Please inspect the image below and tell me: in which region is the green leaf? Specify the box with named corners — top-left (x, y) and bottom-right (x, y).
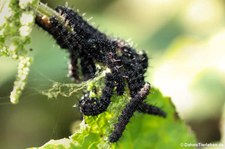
top-left (30, 88), bottom-right (196, 149)
top-left (115, 89), bottom-right (196, 149)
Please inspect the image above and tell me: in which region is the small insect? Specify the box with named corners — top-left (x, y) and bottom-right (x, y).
top-left (35, 6), bottom-right (166, 142)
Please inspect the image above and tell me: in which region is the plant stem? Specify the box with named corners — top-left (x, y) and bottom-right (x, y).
top-left (29, 2), bottom-right (72, 30)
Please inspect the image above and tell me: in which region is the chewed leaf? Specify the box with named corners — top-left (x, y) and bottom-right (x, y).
top-left (30, 89), bottom-right (196, 149)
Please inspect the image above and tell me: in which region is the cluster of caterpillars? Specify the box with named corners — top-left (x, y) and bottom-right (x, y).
top-left (35, 6), bottom-right (166, 143)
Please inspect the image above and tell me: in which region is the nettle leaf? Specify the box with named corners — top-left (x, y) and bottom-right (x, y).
top-left (115, 89), bottom-right (196, 149)
top-left (31, 88), bottom-right (196, 149)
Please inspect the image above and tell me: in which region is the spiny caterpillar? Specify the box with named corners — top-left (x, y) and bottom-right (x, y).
top-left (35, 5), bottom-right (166, 143)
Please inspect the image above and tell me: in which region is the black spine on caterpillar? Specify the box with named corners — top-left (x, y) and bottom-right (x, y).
top-left (54, 6), bottom-right (112, 62)
top-left (35, 16), bottom-right (72, 50)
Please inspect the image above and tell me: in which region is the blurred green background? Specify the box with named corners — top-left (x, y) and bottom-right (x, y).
top-left (1, 0), bottom-right (225, 148)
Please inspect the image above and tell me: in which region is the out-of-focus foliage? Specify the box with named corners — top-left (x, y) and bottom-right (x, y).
top-left (152, 33), bottom-right (225, 119)
top-left (31, 89), bottom-right (196, 149)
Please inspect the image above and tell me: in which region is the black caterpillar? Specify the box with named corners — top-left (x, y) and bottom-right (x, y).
top-left (35, 6), bottom-right (166, 143)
